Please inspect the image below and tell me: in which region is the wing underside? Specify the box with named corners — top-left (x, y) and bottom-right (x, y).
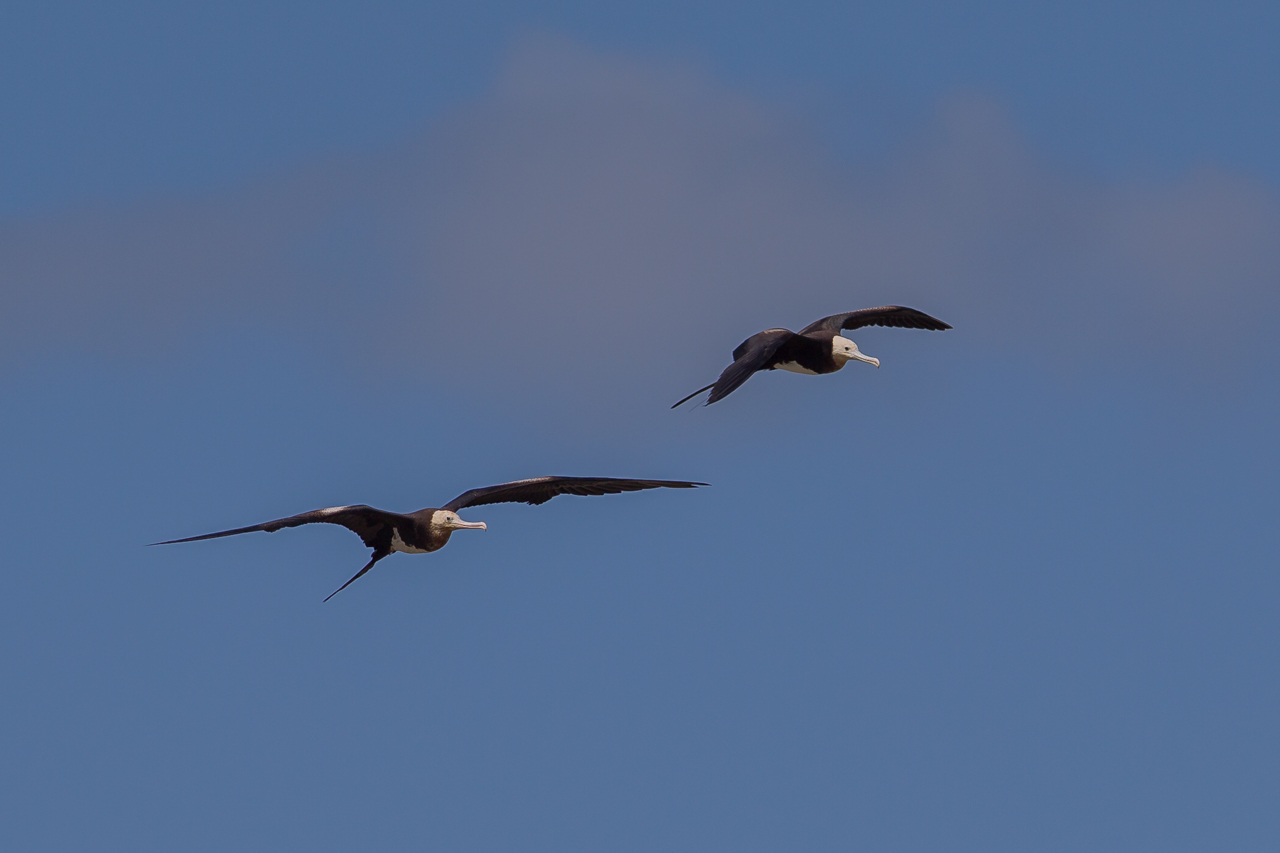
top-left (444, 477), bottom-right (705, 511)
top-left (152, 505), bottom-right (401, 601)
top-left (151, 505), bottom-right (398, 550)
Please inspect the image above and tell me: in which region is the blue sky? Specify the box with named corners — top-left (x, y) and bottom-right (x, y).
top-left (2, 3), bottom-right (1278, 850)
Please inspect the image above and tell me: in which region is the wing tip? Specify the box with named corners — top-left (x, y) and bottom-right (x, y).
top-left (907, 308), bottom-right (951, 331)
top-left (148, 536), bottom-right (197, 546)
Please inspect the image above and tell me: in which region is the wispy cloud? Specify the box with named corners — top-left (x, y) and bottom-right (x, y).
top-left (3, 35), bottom-right (1276, 391)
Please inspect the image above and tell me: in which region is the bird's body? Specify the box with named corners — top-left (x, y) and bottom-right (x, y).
top-left (742, 329), bottom-right (849, 376)
top-left (380, 509), bottom-right (463, 554)
top-left (389, 515), bottom-right (447, 555)
top-left (673, 306), bottom-right (951, 407)
top-left (153, 477), bottom-right (705, 600)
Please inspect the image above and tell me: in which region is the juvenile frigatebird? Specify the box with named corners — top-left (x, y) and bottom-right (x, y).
top-left (153, 476), bottom-right (705, 600)
top-left (672, 306), bottom-right (951, 407)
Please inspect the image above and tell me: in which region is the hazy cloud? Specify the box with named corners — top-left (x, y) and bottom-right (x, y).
top-left (2, 35), bottom-right (1276, 389)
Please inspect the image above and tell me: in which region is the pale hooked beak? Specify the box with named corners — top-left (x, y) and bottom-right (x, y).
top-left (451, 519), bottom-right (487, 531)
top-left (852, 351), bottom-right (880, 368)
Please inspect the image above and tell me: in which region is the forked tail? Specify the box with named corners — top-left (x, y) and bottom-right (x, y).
top-left (671, 383), bottom-right (715, 409)
top-left (324, 551), bottom-right (387, 602)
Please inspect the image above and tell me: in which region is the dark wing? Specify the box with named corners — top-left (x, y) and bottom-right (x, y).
top-left (706, 329), bottom-right (796, 405)
top-left (150, 505), bottom-right (399, 551)
top-left (444, 477), bottom-right (706, 511)
top-left (799, 306), bottom-right (952, 335)
top-left (674, 330), bottom-right (792, 408)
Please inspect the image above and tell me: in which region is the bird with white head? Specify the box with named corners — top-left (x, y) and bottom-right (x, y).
top-left (673, 305), bottom-right (948, 407)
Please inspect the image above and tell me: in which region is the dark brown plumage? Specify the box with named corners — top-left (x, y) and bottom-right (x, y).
top-left (152, 476), bottom-right (706, 601)
top-left (673, 306), bottom-right (951, 407)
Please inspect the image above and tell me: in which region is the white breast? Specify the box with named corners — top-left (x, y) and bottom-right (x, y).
top-left (774, 361), bottom-right (819, 375)
top-left (390, 528), bottom-right (429, 554)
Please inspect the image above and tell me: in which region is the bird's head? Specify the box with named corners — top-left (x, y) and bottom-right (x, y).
top-left (831, 335), bottom-right (880, 368)
top-left (431, 510), bottom-right (487, 532)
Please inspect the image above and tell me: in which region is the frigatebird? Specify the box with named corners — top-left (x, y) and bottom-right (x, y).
top-left (153, 476), bottom-right (705, 601)
top-left (672, 306), bottom-right (951, 407)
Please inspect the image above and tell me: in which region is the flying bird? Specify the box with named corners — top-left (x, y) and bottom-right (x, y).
top-left (152, 476), bottom-right (706, 601)
top-left (672, 306), bottom-right (951, 408)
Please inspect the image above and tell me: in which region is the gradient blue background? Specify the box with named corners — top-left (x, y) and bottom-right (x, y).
top-left (2, 3), bottom-right (1278, 850)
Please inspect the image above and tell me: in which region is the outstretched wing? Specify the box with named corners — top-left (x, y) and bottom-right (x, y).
top-left (444, 477), bottom-right (706, 511)
top-left (151, 505), bottom-right (399, 551)
top-left (704, 328), bottom-right (796, 405)
top-left (799, 306), bottom-right (951, 335)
